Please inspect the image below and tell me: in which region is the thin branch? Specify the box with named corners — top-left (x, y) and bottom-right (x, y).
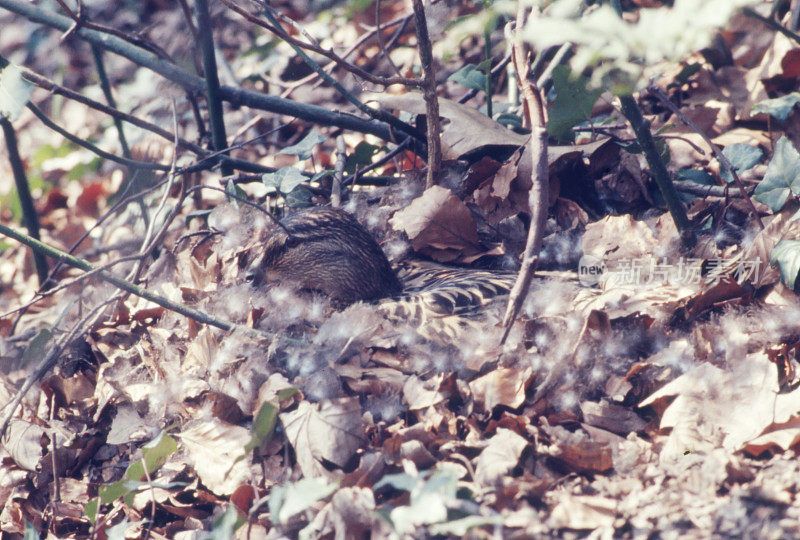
top-left (411, 0), bottom-right (442, 188)
top-left (647, 85), bottom-right (764, 230)
top-left (51, 0), bottom-right (175, 61)
top-left (0, 253), bottom-right (146, 320)
top-left (500, 7), bottom-right (549, 345)
top-left (281, 13), bottom-right (413, 97)
top-left (343, 137), bottom-right (412, 185)
top-left (90, 45), bottom-right (131, 158)
top-left (1, 118), bottom-right (50, 288)
top-left (16, 64), bottom-right (204, 154)
top-left (196, 0), bottom-right (232, 175)
top-left (674, 180), bottom-right (752, 198)
top-left (223, 0), bottom-right (419, 88)
top-left (376, 0), bottom-right (405, 78)
top-left (743, 6), bottom-right (800, 47)
top-left (256, 4), bottom-right (424, 143)
top-left (0, 0), bottom-right (420, 145)
top-left (0, 222), bottom-right (247, 333)
top-left (0, 299), bottom-right (116, 439)
top-left (618, 95), bottom-right (693, 240)
top-left (332, 135), bottom-right (346, 207)
top-left (25, 102), bottom-right (171, 171)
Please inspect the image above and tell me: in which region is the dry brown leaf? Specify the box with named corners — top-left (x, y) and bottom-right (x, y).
top-left (179, 419), bottom-right (253, 496)
top-left (3, 420), bottom-right (46, 471)
top-left (281, 398), bottom-right (364, 478)
top-left (366, 93), bottom-right (528, 159)
top-left (580, 400), bottom-right (647, 436)
top-left (255, 373), bottom-right (301, 416)
top-left (742, 33), bottom-right (796, 119)
top-left (548, 494), bottom-right (617, 530)
top-left (301, 487), bottom-right (377, 539)
top-left (403, 374), bottom-right (447, 411)
top-left (545, 425), bottom-right (614, 474)
top-left (742, 208), bottom-right (800, 289)
top-left (390, 186), bottom-right (481, 262)
top-left (106, 405), bottom-right (156, 445)
top-left (581, 214), bottom-right (658, 263)
top-left (641, 352), bottom-right (800, 461)
top-left (742, 416), bottom-right (800, 456)
top-left (183, 327), bottom-right (219, 375)
top-left (474, 428), bottom-right (528, 487)
top-left (469, 367), bottom-right (531, 412)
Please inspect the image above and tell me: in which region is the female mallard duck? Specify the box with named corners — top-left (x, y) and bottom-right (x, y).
top-left (246, 206), bottom-right (517, 338)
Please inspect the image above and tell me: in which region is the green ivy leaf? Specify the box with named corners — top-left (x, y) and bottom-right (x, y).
top-left (676, 168), bottom-right (714, 185)
top-left (770, 239), bottom-right (800, 292)
top-left (753, 93), bottom-right (800, 122)
top-left (547, 65), bottom-right (602, 142)
top-left (21, 328), bottom-right (53, 367)
top-left (225, 179), bottom-right (247, 208)
top-left (719, 143), bottom-right (762, 184)
top-left (753, 136), bottom-right (800, 212)
top-left (279, 129), bottom-right (327, 160)
top-left (345, 141), bottom-right (381, 173)
top-left (449, 64), bottom-right (487, 92)
top-left (285, 186), bottom-right (314, 207)
top-left (262, 167), bottom-right (306, 195)
top-left (269, 478), bottom-right (337, 525)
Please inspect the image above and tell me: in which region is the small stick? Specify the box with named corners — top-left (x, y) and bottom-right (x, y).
top-left (500, 6), bottom-right (550, 346)
top-left (332, 136), bottom-right (346, 207)
top-left (411, 0), bottom-right (442, 188)
top-left (647, 85), bottom-right (764, 230)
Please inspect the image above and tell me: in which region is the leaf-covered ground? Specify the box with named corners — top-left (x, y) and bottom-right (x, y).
top-left (3, 0), bottom-right (800, 538)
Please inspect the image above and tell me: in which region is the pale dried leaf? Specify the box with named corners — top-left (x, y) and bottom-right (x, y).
top-left (106, 405), bottom-right (157, 445)
top-left (179, 419), bottom-right (252, 495)
top-left (281, 398), bottom-right (363, 478)
top-left (474, 428), bottom-right (528, 486)
top-left (469, 367), bottom-right (531, 412)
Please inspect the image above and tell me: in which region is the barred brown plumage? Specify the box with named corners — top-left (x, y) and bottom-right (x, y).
top-left (247, 206), bottom-right (517, 338)
top-left (246, 206), bottom-right (402, 306)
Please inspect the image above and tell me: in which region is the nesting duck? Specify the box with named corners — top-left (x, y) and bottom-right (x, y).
top-left (246, 206), bottom-right (517, 339)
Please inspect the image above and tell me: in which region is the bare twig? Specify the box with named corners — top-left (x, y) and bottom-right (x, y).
top-left (118, 104), bottom-right (185, 309)
top-left (411, 0), bottom-right (442, 188)
top-left (0, 0), bottom-right (418, 145)
top-left (674, 180), bottom-right (752, 198)
top-left (25, 102), bottom-right (171, 171)
top-left (647, 85), bottom-right (764, 230)
top-left (280, 13), bottom-right (414, 98)
top-left (255, 4), bottom-right (423, 143)
top-left (0, 254), bottom-right (148, 321)
top-left (196, 0), bottom-right (231, 175)
top-left (222, 0), bottom-right (419, 88)
top-left (51, 0), bottom-right (174, 60)
top-left (15, 65), bottom-right (204, 155)
top-left (90, 45), bottom-right (131, 158)
top-left (1, 299), bottom-right (115, 438)
top-left (343, 137), bottom-right (412, 185)
top-left (332, 136), bottom-right (346, 207)
top-left (744, 6), bottom-right (800, 47)
top-left (376, 0), bottom-right (404, 77)
top-left (0, 223), bottom-right (247, 333)
top-left (1, 117), bottom-right (50, 288)
top-left (500, 6), bottom-right (550, 345)
top-left (618, 94), bottom-right (693, 240)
